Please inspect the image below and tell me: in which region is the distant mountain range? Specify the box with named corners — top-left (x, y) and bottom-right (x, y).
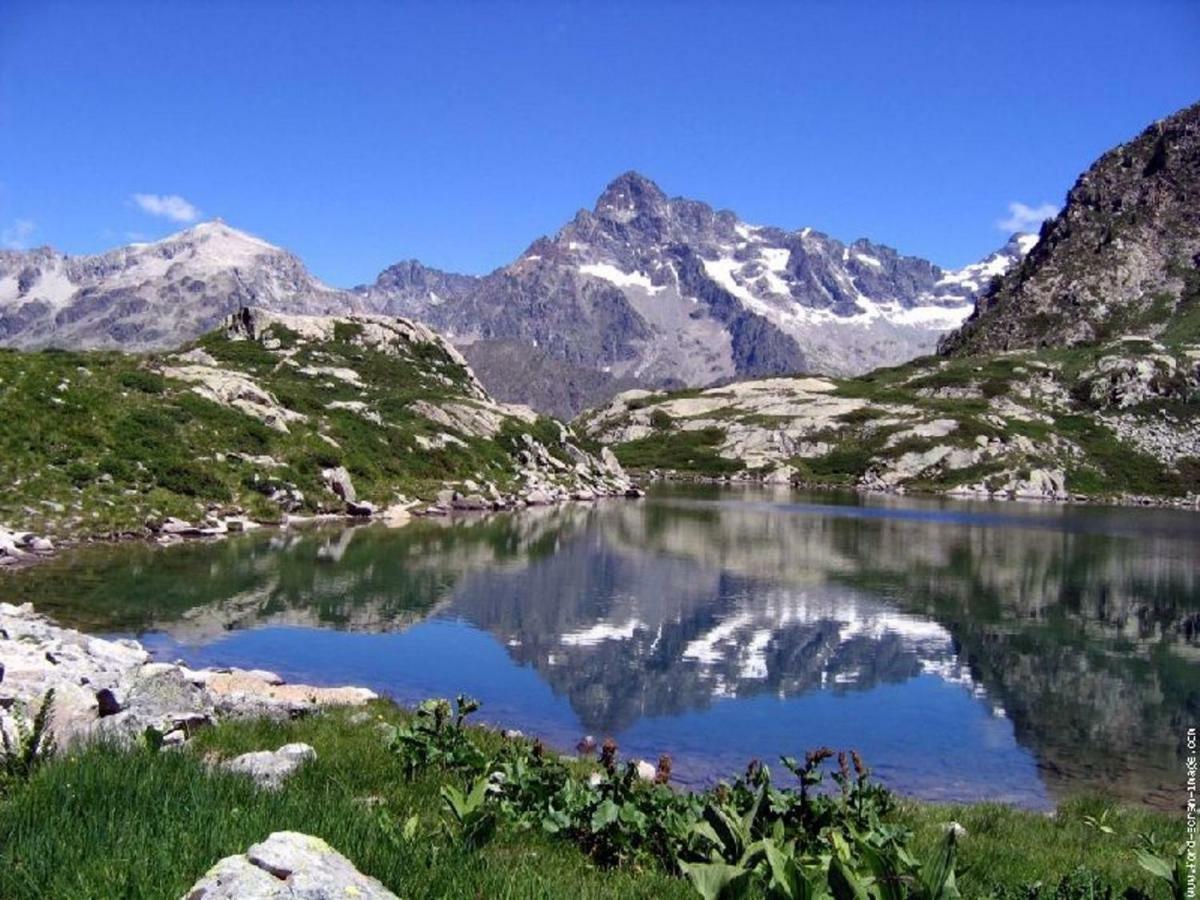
top-left (0, 176), bottom-right (1032, 416)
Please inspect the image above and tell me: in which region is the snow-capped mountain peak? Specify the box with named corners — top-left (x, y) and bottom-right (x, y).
top-left (358, 173), bottom-right (1037, 414)
top-left (0, 221), bottom-right (355, 350)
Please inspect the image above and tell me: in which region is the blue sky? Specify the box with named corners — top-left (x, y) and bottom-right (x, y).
top-left (1, 1), bottom-right (1198, 285)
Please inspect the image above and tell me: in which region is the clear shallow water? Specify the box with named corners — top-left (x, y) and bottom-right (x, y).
top-left (8, 484), bottom-right (1199, 810)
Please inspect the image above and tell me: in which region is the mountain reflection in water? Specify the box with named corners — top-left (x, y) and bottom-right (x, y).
top-left (12, 484), bottom-right (1199, 810)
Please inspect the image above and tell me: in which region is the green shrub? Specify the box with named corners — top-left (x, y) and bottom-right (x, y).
top-left (614, 428), bottom-right (741, 476)
top-left (118, 369), bottom-right (167, 394)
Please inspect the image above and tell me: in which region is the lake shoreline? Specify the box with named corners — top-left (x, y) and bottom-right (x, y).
top-left (0, 599), bottom-right (1183, 819)
top-left (6, 483), bottom-right (1194, 820)
top-left (6, 465), bottom-right (1198, 574)
top-left (637, 468), bottom-right (1200, 510)
top-left (0, 484), bottom-right (648, 572)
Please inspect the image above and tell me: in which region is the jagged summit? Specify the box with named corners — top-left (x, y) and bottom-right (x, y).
top-left (593, 170), bottom-right (669, 220)
top-left (363, 171), bottom-right (1034, 414)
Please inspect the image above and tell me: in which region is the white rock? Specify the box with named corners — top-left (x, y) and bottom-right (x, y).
top-left (182, 831), bottom-right (398, 899)
top-left (222, 743), bottom-right (317, 790)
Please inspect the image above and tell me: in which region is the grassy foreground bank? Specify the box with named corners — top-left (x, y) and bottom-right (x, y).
top-left (0, 701), bottom-right (1186, 900)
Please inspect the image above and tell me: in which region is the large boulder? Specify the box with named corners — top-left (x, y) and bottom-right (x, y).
top-left (183, 831), bottom-right (398, 899)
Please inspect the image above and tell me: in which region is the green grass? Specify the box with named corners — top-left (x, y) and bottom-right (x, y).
top-left (0, 706), bottom-right (690, 900)
top-left (613, 427), bottom-right (744, 476)
top-left (0, 705), bottom-right (1182, 900)
top-left (0, 325), bottom-right (588, 537)
top-left (900, 796), bottom-right (1181, 895)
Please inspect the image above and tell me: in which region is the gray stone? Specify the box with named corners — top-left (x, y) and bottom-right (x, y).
top-left (47, 682), bottom-right (100, 746)
top-left (320, 466), bottom-right (356, 503)
top-left (222, 743), bottom-right (317, 790)
top-left (183, 831), bottom-right (399, 899)
top-left (159, 517), bottom-right (201, 535)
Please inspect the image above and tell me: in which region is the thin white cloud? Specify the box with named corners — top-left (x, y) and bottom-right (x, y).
top-left (997, 201), bottom-right (1057, 234)
top-left (1, 218), bottom-right (36, 249)
top-left (131, 193), bottom-right (200, 223)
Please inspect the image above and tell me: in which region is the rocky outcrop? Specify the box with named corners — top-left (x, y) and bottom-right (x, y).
top-left (582, 340), bottom-right (1200, 503)
top-left (943, 100), bottom-right (1200, 355)
top-left (0, 302), bottom-right (640, 539)
top-left (183, 831), bottom-right (397, 900)
top-left (0, 602), bottom-right (376, 749)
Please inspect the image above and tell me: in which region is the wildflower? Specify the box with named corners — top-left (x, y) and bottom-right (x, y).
top-left (851, 750), bottom-right (867, 782)
top-left (599, 738), bottom-right (618, 774)
top-left (655, 754), bottom-right (672, 785)
top-left (805, 747), bottom-right (834, 769)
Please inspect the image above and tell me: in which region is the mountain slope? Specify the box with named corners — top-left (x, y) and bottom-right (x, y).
top-left (582, 337), bottom-right (1200, 502)
top-left (942, 100), bottom-right (1200, 355)
top-left (0, 307), bottom-right (630, 539)
top-left (361, 172), bottom-right (1033, 413)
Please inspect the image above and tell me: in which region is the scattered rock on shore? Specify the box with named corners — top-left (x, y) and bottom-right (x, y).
top-left (0, 602), bottom-right (377, 750)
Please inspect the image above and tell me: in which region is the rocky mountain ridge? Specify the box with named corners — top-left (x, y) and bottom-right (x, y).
top-left (942, 100), bottom-right (1200, 355)
top-left (360, 173), bottom-right (1033, 415)
top-left (0, 222), bottom-right (365, 351)
top-left (0, 183), bottom-right (1030, 417)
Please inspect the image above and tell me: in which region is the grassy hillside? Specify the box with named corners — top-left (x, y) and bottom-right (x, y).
top-left (0, 309), bottom-right (619, 538)
top-left (582, 334), bottom-right (1200, 501)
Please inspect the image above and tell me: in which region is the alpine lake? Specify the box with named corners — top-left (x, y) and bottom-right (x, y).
top-left (7, 484), bottom-right (1198, 811)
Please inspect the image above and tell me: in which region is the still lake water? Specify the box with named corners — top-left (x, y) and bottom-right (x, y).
top-left (8, 485), bottom-right (1199, 810)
